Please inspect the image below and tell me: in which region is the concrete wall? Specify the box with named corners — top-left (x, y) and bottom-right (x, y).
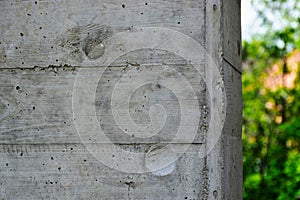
top-left (0, 0), bottom-right (242, 199)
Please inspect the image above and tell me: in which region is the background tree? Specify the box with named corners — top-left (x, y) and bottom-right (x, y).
top-left (242, 0), bottom-right (300, 199)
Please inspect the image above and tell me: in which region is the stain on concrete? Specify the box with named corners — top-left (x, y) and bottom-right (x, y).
top-left (58, 24), bottom-right (112, 62)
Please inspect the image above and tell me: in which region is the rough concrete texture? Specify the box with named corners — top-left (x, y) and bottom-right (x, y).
top-left (0, 0), bottom-right (242, 199)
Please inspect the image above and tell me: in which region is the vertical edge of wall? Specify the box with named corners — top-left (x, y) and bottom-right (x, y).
top-left (206, 0), bottom-right (242, 199)
top-left (222, 0), bottom-right (242, 73)
top-left (222, 0), bottom-right (243, 199)
top-left (205, 0), bottom-right (223, 199)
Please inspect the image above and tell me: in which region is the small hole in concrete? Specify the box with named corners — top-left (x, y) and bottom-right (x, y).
top-left (213, 190), bottom-right (218, 198)
top-left (122, 4), bottom-right (125, 8)
top-left (16, 86), bottom-right (20, 90)
top-left (20, 33), bottom-right (24, 37)
top-left (213, 4), bottom-right (217, 10)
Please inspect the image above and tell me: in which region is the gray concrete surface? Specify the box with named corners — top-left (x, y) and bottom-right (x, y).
top-left (0, 0), bottom-right (242, 199)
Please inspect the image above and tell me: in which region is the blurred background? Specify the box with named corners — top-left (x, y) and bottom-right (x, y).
top-left (241, 0), bottom-right (300, 199)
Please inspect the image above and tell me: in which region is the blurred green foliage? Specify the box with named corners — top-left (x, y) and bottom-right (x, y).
top-left (243, 0), bottom-right (300, 199)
